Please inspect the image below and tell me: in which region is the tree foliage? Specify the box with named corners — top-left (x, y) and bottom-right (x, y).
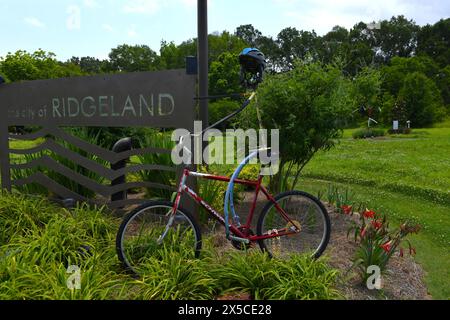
top-left (0, 50), bottom-right (83, 81)
top-left (397, 72), bottom-right (445, 127)
top-left (107, 44), bottom-right (160, 72)
top-left (254, 61), bottom-right (355, 192)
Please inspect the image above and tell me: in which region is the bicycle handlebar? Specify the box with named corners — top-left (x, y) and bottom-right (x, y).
top-left (201, 92), bottom-right (256, 135)
top-left (194, 93), bottom-right (244, 100)
top-left (178, 91), bottom-right (256, 156)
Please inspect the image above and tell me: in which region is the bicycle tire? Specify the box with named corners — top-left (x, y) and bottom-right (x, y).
top-left (116, 201), bottom-right (202, 276)
top-left (256, 190), bottom-right (331, 259)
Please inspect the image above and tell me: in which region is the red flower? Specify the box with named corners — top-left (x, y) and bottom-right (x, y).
top-left (399, 248), bottom-right (404, 257)
top-left (360, 227), bottom-right (367, 238)
top-left (371, 219), bottom-right (383, 230)
top-left (363, 209), bottom-right (376, 219)
top-left (380, 241), bottom-right (392, 253)
top-left (341, 205), bottom-right (353, 215)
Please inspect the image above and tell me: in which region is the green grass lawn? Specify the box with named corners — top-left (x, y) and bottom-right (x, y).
top-left (300, 127), bottom-right (450, 299)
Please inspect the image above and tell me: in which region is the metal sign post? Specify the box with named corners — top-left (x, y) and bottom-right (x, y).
top-left (197, 0), bottom-right (209, 127)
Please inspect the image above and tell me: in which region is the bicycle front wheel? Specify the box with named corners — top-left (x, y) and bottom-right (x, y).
top-left (116, 201), bottom-right (202, 276)
top-left (257, 191), bottom-right (330, 259)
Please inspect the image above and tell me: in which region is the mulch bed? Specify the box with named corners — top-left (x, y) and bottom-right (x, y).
top-left (214, 191), bottom-right (431, 300)
top-left (324, 202), bottom-right (431, 300)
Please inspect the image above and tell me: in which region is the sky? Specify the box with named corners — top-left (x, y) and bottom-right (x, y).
top-left (0, 0), bottom-right (449, 61)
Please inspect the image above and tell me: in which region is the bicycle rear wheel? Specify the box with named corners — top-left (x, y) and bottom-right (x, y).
top-left (116, 201), bottom-right (202, 276)
top-left (257, 191), bottom-right (330, 259)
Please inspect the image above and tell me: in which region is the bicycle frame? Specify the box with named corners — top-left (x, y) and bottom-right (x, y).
top-left (171, 168), bottom-right (301, 243)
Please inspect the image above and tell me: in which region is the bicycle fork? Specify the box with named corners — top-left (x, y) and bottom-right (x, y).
top-left (157, 169), bottom-right (188, 245)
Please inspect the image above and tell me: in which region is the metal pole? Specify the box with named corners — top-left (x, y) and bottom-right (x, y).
top-left (197, 0), bottom-right (208, 127)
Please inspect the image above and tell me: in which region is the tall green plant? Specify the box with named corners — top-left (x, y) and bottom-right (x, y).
top-left (251, 61), bottom-right (355, 193)
top-left (135, 130), bottom-right (177, 200)
top-left (10, 127), bottom-right (108, 198)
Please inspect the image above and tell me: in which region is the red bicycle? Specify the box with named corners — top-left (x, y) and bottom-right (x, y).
top-left (116, 92), bottom-right (331, 276)
top-left (116, 48), bottom-right (330, 276)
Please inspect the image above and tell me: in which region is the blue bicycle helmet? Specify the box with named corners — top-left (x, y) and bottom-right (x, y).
top-left (239, 48), bottom-right (266, 88)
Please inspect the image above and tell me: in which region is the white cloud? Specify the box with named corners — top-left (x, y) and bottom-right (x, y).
top-left (276, 0), bottom-right (448, 34)
top-left (66, 5), bottom-right (81, 30)
top-left (102, 24), bottom-right (114, 32)
top-left (128, 24), bottom-right (138, 37)
top-left (123, 0), bottom-right (205, 14)
top-left (123, 0), bottom-right (160, 14)
top-left (24, 17), bottom-right (45, 28)
top-left (180, 0), bottom-right (197, 8)
top-left (84, 0), bottom-right (100, 8)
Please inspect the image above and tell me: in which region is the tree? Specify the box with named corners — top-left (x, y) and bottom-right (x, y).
top-left (235, 24), bottom-right (262, 47)
top-left (397, 72), bottom-right (445, 127)
top-left (346, 22), bottom-right (378, 74)
top-left (417, 18), bottom-right (450, 68)
top-left (275, 27), bottom-right (320, 71)
top-left (107, 44), bottom-right (160, 72)
top-left (318, 26), bottom-right (350, 65)
top-left (381, 56), bottom-right (439, 96)
top-left (208, 52), bottom-right (242, 96)
top-left (160, 41), bottom-right (186, 70)
top-left (353, 67), bottom-right (382, 110)
top-left (0, 73), bottom-right (9, 83)
top-left (254, 61), bottom-right (355, 193)
top-left (380, 56), bottom-right (447, 125)
top-left (436, 65), bottom-right (450, 111)
top-left (374, 16), bottom-right (419, 62)
top-left (254, 35), bottom-right (279, 72)
top-left (208, 31), bottom-right (247, 62)
top-left (69, 56), bottom-right (106, 74)
top-left (0, 50), bottom-right (83, 82)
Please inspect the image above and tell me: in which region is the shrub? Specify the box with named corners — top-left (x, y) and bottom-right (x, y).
top-left (352, 128), bottom-right (385, 139)
top-left (212, 251), bottom-right (340, 300)
top-left (135, 130), bottom-right (177, 200)
top-left (251, 61), bottom-right (355, 193)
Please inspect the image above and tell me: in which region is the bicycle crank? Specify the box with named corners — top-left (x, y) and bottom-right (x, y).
top-left (231, 227), bottom-right (254, 250)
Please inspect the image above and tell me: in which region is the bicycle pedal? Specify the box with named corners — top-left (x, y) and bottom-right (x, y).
top-left (228, 236), bottom-right (250, 244)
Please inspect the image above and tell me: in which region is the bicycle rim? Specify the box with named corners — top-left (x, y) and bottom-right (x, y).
top-left (257, 191), bottom-right (330, 259)
top-left (117, 203), bottom-right (201, 275)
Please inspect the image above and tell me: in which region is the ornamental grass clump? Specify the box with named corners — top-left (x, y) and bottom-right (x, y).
top-left (347, 208), bottom-right (421, 284)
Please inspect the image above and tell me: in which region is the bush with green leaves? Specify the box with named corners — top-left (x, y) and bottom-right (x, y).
top-left (250, 61), bottom-right (355, 193)
top-left (352, 128), bottom-right (386, 139)
top-left (212, 251), bottom-right (340, 300)
top-left (0, 192), bottom-right (341, 300)
top-left (134, 130), bottom-right (177, 200)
